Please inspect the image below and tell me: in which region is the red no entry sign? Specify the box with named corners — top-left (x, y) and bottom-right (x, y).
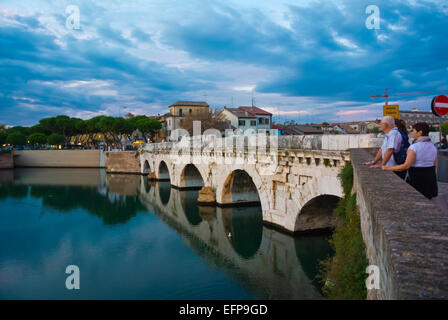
top-left (431, 94), bottom-right (448, 117)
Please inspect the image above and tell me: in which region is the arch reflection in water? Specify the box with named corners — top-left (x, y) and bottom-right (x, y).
top-left (0, 169), bottom-right (332, 299)
top-left (142, 183), bottom-right (328, 298)
top-left (181, 190), bottom-right (203, 226)
top-left (221, 206), bottom-right (263, 259)
top-left (294, 233), bottom-right (333, 289)
top-left (158, 181), bottom-right (171, 205)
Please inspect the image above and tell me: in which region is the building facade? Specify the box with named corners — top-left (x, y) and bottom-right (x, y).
top-left (165, 101), bottom-right (210, 137)
top-left (400, 109), bottom-right (448, 127)
top-left (218, 106), bottom-right (272, 133)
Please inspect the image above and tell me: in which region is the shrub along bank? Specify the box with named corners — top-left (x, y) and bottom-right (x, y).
top-left (318, 162), bottom-right (368, 300)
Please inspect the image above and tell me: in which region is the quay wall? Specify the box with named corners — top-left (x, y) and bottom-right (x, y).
top-left (0, 152), bottom-right (14, 169)
top-left (14, 150), bottom-right (103, 168)
top-left (105, 151), bottom-right (141, 174)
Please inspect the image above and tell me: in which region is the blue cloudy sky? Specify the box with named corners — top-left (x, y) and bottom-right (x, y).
top-left (1, 0), bottom-right (447, 126)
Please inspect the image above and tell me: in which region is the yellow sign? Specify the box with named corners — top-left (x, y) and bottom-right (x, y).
top-left (383, 104), bottom-right (399, 118)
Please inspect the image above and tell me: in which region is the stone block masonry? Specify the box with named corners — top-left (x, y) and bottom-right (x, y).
top-left (351, 148), bottom-right (448, 299)
top-left (105, 151), bottom-right (142, 174)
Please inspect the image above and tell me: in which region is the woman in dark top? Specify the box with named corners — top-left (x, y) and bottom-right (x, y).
top-left (382, 122), bottom-right (438, 199)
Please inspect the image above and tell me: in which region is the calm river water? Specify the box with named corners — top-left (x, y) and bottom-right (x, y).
top-left (0, 168), bottom-right (332, 299)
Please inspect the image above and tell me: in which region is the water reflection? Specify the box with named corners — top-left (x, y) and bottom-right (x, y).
top-left (221, 206), bottom-right (263, 259)
top-left (159, 181), bottom-right (171, 205)
top-left (0, 168), bottom-right (331, 299)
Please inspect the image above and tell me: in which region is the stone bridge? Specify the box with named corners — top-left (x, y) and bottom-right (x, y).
top-left (138, 134), bottom-right (382, 233)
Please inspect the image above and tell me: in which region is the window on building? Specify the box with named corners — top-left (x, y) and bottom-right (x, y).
top-left (189, 109), bottom-right (192, 114)
top-left (251, 120), bottom-right (256, 126)
top-left (266, 118), bottom-right (270, 124)
top-left (259, 118), bottom-right (263, 124)
top-left (239, 120), bottom-right (245, 126)
top-left (179, 108), bottom-right (183, 117)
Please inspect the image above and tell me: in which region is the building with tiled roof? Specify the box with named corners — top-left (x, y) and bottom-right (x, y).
top-left (218, 106), bottom-right (272, 132)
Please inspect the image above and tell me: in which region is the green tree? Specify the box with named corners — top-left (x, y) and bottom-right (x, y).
top-left (135, 118), bottom-right (161, 142)
top-left (39, 117), bottom-right (57, 135)
top-left (442, 121), bottom-right (448, 135)
top-left (368, 127), bottom-right (380, 134)
top-left (28, 133), bottom-right (47, 146)
top-left (47, 133), bottom-right (65, 147)
top-left (75, 120), bottom-right (88, 134)
top-left (0, 131), bottom-right (7, 145)
top-left (6, 132), bottom-right (27, 146)
top-left (6, 126), bottom-right (30, 137)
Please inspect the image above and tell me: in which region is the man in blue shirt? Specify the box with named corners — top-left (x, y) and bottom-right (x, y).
top-left (364, 116), bottom-right (402, 168)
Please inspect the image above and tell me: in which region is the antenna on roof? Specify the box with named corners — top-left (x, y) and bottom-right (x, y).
top-left (251, 90), bottom-right (254, 107)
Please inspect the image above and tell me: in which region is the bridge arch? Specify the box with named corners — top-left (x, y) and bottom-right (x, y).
top-left (142, 160), bottom-right (152, 175)
top-left (294, 194), bottom-right (341, 232)
top-left (219, 169), bottom-right (261, 205)
top-left (179, 164), bottom-right (205, 189)
top-left (158, 160), bottom-right (171, 181)
top-left (216, 168), bottom-right (270, 219)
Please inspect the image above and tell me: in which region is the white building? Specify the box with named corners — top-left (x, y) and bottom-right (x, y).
top-left (218, 106), bottom-right (272, 133)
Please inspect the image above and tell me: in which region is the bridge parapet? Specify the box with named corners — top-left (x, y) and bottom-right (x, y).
top-left (351, 148), bottom-right (448, 299)
top-left (141, 134), bottom-right (382, 154)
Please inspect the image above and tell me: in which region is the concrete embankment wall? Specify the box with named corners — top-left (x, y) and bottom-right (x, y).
top-left (105, 151), bottom-right (141, 174)
top-left (351, 148), bottom-right (448, 299)
top-left (14, 150), bottom-right (103, 168)
top-left (0, 152), bottom-right (14, 169)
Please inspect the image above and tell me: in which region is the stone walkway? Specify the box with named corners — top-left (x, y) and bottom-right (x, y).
top-left (439, 182), bottom-right (448, 195)
top-left (434, 181), bottom-right (448, 214)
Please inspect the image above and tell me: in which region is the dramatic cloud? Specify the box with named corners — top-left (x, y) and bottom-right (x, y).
top-left (0, 0), bottom-right (447, 126)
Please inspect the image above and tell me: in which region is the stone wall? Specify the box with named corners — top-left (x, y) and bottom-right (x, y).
top-left (0, 152), bottom-right (14, 169)
top-left (14, 150), bottom-right (102, 167)
top-left (105, 151), bottom-right (141, 174)
top-left (351, 148), bottom-right (448, 299)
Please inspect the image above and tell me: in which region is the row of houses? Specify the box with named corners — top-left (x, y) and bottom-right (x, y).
top-left (125, 102), bottom-right (447, 140)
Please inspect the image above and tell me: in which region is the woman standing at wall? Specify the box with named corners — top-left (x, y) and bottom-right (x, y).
top-left (382, 122), bottom-right (438, 199)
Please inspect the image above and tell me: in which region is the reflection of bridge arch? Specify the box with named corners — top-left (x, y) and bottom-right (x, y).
top-left (181, 190), bottom-right (203, 225)
top-left (221, 206), bottom-right (263, 259)
top-left (294, 194), bottom-right (341, 232)
top-left (159, 181), bottom-right (171, 205)
top-left (137, 182), bottom-right (323, 299)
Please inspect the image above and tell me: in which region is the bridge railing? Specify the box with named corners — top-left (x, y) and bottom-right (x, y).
top-left (141, 134), bottom-right (383, 154)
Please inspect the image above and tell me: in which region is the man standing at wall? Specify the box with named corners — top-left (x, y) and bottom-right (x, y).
top-left (363, 116), bottom-right (404, 178)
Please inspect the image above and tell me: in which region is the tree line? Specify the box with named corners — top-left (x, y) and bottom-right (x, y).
top-left (0, 115), bottom-right (161, 148)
